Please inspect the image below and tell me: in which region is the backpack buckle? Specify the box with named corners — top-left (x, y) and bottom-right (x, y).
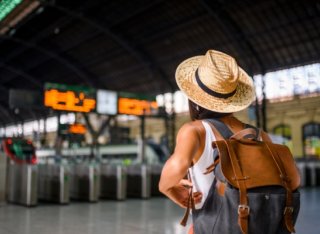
top-left (284, 206), bottom-right (294, 215)
top-left (238, 205), bottom-right (250, 215)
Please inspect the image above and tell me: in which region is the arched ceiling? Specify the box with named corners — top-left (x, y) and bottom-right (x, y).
top-left (0, 0), bottom-right (320, 124)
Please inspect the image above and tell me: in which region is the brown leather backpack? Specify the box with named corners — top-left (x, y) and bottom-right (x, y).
top-left (181, 119), bottom-right (301, 234)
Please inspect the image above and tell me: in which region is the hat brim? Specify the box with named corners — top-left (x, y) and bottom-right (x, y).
top-left (175, 56), bottom-right (256, 113)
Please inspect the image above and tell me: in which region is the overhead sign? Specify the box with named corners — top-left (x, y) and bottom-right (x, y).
top-left (69, 124), bottom-right (87, 134)
top-left (44, 84), bottom-right (159, 116)
top-left (96, 89), bottom-right (118, 115)
top-left (9, 89), bottom-right (43, 109)
top-left (58, 123), bottom-right (87, 135)
top-left (118, 92), bottom-right (158, 116)
top-left (44, 83), bottom-right (96, 113)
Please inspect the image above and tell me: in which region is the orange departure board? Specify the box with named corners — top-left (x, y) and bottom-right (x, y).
top-left (44, 83), bottom-right (96, 113)
top-left (118, 97), bottom-right (158, 115)
top-left (69, 123), bottom-right (87, 134)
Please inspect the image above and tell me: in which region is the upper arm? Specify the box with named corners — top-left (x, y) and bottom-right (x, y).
top-left (159, 123), bottom-right (201, 192)
top-left (174, 123), bottom-right (201, 165)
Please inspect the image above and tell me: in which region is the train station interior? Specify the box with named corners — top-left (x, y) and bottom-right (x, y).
top-left (0, 0), bottom-right (319, 233)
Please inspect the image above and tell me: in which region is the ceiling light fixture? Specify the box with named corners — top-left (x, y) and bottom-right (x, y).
top-left (0, 0), bottom-right (40, 35)
top-left (0, 0), bottom-right (23, 22)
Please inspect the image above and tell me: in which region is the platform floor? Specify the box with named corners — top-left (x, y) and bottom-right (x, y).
top-left (0, 188), bottom-right (318, 234)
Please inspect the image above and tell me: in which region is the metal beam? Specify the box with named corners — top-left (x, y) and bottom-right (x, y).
top-left (0, 1), bottom-right (95, 54)
top-left (0, 33), bottom-right (105, 88)
top-left (97, 116), bottom-right (113, 138)
top-left (0, 85), bottom-right (9, 102)
top-left (0, 61), bottom-right (42, 87)
top-left (0, 103), bottom-right (15, 122)
top-left (109, 0), bottom-right (165, 28)
top-left (42, 1), bottom-right (175, 91)
top-left (0, 0), bottom-right (163, 70)
top-left (138, 13), bottom-right (207, 45)
top-left (0, 35), bottom-right (98, 87)
top-left (200, 0), bottom-right (266, 74)
top-left (0, 15), bottom-right (74, 62)
top-left (82, 113), bottom-right (96, 137)
top-left (0, 4), bottom-right (106, 88)
top-left (253, 4), bottom-right (294, 66)
top-left (283, 0), bottom-right (319, 54)
top-left (0, 85), bottom-right (8, 94)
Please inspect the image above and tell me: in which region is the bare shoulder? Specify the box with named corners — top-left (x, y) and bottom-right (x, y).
top-left (174, 121), bottom-right (206, 162)
top-left (176, 120), bottom-right (205, 141)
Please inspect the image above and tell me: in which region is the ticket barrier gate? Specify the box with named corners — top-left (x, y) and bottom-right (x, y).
top-left (100, 164), bottom-right (127, 200)
top-left (296, 161), bottom-right (307, 187)
top-left (316, 162), bottom-right (320, 186)
top-left (38, 163), bottom-right (70, 204)
top-left (127, 164), bottom-right (151, 199)
top-left (305, 160), bottom-right (320, 187)
top-left (150, 164), bottom-right (163, 196)
top-left (297, 160), bottom-right (320, 187)
top-left (0, 153), bottom-right (6, 205)
top-left (7, 161), bottom-right (37, 206)
top-left (70, 163), bottom-right (100, 202)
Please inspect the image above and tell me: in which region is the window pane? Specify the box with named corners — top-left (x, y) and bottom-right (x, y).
top-left (303, 123), bottom-right (320, 159)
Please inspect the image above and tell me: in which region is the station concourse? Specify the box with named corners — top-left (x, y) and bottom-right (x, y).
top-left (0, 0), bottom-right (320, 234)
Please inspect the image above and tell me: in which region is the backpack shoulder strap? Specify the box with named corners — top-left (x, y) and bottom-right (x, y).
top-left (205, 119), bottom-right (262, 140)
top-left (203, 119), bottom-right (232, 177)
top-left (230, 124), bottom-right (259, 141)
top-left (180, 169), bottom-right (195, 227)
top-left (205, 118), bottom-right (234, 140)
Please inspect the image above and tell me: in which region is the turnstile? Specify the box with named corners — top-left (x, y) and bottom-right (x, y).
top-left (296, 160), bottom-right (320, 187)
top-left (7, 161), bottom-right (37, 206)
top-left (70, 163), bottom-right (100, 202)
top-left (306, 160), bottom-right (320, 187)
top-left (127, 164), bottom-right (151, 199)
top-left (100, 164), bottom-right (127, 200)
top-left (316, 162), bottom-right (320, 186)
top-left (38, 163), bottom-right (70, 204)
top-left (150, 164), bottom-right (163, 196)
top-left (0, 153), bottom-right (6, 205)
top-left (296, 161), bottom-right (307, 187)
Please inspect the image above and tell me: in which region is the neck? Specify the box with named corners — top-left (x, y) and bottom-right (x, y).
top-left (219, 114), bottom-right (234, 121)
top-left (219, 115), bottom-right (244, 132)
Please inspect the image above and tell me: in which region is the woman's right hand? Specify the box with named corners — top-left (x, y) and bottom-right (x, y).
top-left (170, 179), bottom-right (203, 208)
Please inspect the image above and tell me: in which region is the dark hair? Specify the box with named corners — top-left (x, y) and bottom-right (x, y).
top-left (188, 100), bottom-right (231, 121)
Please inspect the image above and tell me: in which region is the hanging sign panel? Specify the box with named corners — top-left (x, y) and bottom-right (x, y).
top-left (9, 89), bottom-right (43, 109)
top-left (69, 123), bottom-right (87, 134)
top-left (44, 83), bottom-right (96, 113)
top-left (118, 92), bottom-right (158, 116)
top-left (58, 123), bottom-right (87, 135)
top-left (96, 89), bottom-right (118, 115)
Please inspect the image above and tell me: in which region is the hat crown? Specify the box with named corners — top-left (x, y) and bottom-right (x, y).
top-left (175, 49), bottom-right (255, 113)
top-left (197, 50), bottom-right (239, 94)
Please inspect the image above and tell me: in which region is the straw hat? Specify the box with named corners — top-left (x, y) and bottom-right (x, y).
top-left (175, 50), bottom-right (255, 113)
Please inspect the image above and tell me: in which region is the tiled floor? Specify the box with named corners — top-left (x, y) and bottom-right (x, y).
top-left (0, 188), bottom-right (318, 234)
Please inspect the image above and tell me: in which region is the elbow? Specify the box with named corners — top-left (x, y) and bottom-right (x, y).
top-left (158, 180), bottom-right (170, 195)
top-left (158, 181), bottom-right (166, 195)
